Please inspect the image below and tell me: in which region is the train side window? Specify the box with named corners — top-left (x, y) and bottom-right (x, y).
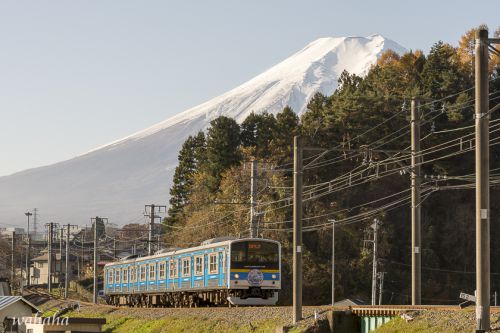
top-left (115, 269), bottom-right (121, 283)
top-left (108, 270), bottom-right (113, 283)
top-left (140, 265), bottom-right (146, 281)
top-left (159, 262), bottom-right (166, 279)
top-left (209, 253), bottom-right (218, 274)
top-left (194, 256), bottom-right (204, 276)
top-left (122, 268), bottom-right (128, 283)
top-left (149, 263), bottom-right (156, 280)
top-left (182, 258), bottom-right (190, 277)
top-left (169, 260), bottom-right (178, 278)
top-left (131, 267), bottom-right (136, 282)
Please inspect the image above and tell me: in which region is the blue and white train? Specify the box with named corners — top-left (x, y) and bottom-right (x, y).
top-left (103, 237), bottom-right (281, 307)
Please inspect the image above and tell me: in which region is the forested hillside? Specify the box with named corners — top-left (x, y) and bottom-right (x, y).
top-left (164, 27), bottom-right (500, 305)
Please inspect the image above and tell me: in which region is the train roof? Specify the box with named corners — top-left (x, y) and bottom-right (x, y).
top-left (104, 238), bottom-right (279, 267)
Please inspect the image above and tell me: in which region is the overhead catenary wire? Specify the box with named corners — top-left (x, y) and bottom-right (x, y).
top-left (261, 134), bottom-right (500, 233)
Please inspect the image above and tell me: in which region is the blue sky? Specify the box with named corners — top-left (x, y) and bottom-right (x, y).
top-left (0, 0), bottom-right (498, 176)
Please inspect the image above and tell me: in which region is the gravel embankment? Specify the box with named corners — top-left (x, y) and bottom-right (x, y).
top-left (75, 304), bottom-right (331, 328)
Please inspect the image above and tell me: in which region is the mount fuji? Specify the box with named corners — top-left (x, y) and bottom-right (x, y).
top-left (0, 35), bottom-right (406, 227)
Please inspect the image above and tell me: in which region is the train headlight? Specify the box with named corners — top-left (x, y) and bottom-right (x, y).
top-left (272, 274), bottom-right (277, 279)
top-left (234, 274), bottom-right (240, 279)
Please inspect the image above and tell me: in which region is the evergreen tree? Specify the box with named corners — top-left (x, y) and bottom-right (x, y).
top-left (91, 218), bottom-right (106, 239)
top-left (166, 131), bottom-right (206, 224)
top-left (266, 106), bottom-right (300, 165)
top-left (421, 41), bottom-right (469, 100)
top-left (241, 112), bottom-right (278, 159)
top-left (202, 116), bottom-right (241, 192)
top-left (276, 106), bottom-right (299, 138)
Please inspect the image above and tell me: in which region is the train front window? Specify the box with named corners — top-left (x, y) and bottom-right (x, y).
top-left (231, 241), bottom-right (279, 269)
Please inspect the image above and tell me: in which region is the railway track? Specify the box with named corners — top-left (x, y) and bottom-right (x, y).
top-left (342, 304), bottom-right (500, 316)
top-left (23, 287), bottom-right (107, 310)
top-left (22, 288), bottom-right (500, 318)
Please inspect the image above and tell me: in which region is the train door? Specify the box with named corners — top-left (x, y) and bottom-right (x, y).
top-left (218, 251), bottom-right (224, 286)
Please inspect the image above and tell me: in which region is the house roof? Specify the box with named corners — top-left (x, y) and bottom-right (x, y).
top-left (0, 296), bottom-right (40, 313)
top-left (333, 298), bottom-right (368, 307)
top-left (24, 317), bottom-right (106, 325)
top-left (31, 253), bottom-right (77, 262)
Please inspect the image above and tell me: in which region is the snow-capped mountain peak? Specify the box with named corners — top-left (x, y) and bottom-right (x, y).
top-left (0, 35), bottom-right (406, 226)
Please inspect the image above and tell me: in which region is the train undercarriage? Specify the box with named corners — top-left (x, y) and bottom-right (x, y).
top-left (105, 288), bottom-right (277, 307)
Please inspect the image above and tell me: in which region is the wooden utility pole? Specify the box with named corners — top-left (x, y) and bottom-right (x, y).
top-left (411, 98), bottom-right (421, 305)
top-left (145, 204), bottom-right (166, 255)
top-left (293, 136), bottom-right (303, 324)
top-left (249, 159), bottom-right (258, 238)
top-left (475, 28), bottom-right (490, 332)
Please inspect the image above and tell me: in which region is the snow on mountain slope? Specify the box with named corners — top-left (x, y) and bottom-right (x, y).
top-left (0, 35), bottom-right (406, 226)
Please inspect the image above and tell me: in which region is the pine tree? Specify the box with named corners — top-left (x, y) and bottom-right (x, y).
top-left (270, 106), bottom-right (299, 164)
top-left (202, 116), bottom-right (241, 192)
top-left (166, 131), bottom-right (206, 224)
top-left (241, 111), bottom-right (278, 159)
top-left (421, 41), bottom-right (468, 100)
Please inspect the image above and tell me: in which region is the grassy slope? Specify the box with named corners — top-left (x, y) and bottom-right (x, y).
top-left (374, 309), bottom-right (500, 333)
top-left (66, 309), bottom-right (310, 333)
top-left (100, 316), bottom-right (281, 333)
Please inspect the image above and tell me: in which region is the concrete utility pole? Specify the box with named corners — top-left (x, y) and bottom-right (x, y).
top-left (411, 98), bottom-right (422, 305)
top-left (92, 217), bottom-right (99, 304)
top-left (58, 228), bottom-right (63, 281)
top-left (147, 204), bottom-right (154, 256)
top-left (249, 160), bottom-right (258, 238)
top-left (475, 28), bottom-right (490, 332)
top-left (33, 208), bottom-right (38, 239)
top-left (64, 224), bottom-right (77, 299)
top-left (371, 219), bottom-right (380, 306)
top-left (10, 231), bottom-right (15, 293)
top-left (328, 219), bottom-right (336, 306)
top-left (46, 223), bottom-right (58, 293)
top-left (378, 272), bottom-right (386, 305)
top-left (145, 204), bottom-right (167, 255)
top-left (81, 225), bottom-right (86, 280)
top-left (59, 228), bottom-right (63, 259)
top-left (25, 212), bottom-right (32, 287)
top-left (293, 136), bottom-right (303, 324)
top-left (65, 226), bottom-right (69, 298)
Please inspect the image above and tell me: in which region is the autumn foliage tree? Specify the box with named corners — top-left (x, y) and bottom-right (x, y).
top-left (164, 26), bottom-right (500, 305)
